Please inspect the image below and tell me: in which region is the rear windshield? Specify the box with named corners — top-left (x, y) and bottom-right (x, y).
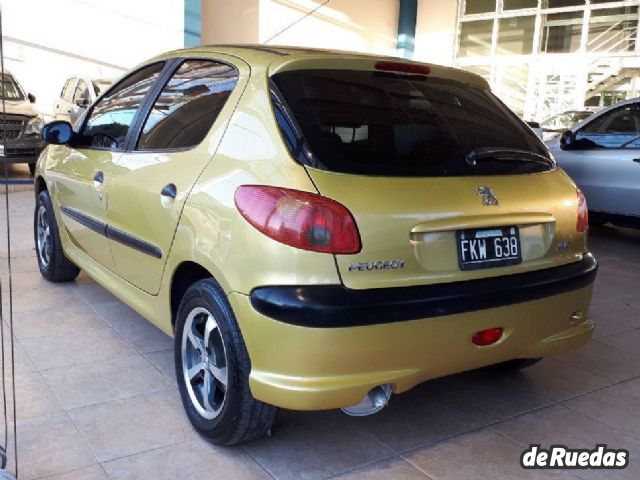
top-left (271, 69), bottom-right (551, 176)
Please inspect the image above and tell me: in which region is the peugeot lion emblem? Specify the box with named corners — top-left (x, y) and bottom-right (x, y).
top-left (476, 186), bottom-right (499, 206)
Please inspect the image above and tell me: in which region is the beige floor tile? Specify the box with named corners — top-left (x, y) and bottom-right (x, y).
top-left (103, 438), bottom-right (269, 480)
top-left (333, 457), bottom-right (430, 479)
top-left (143, 349), bottom-right (177, 385)
top-left (4, 284), bottom-right (85, 314)
top-left (92, 302), bottom-right (172, 354)
top-left (22, 328), bottom-right (135, 370)
top-left (554, 341), bottom-right (640, 382)
top-left (36, 465), bottom-right (108, 480)
top-left (42, 354), bottom-right (172, 410)
top-left (492, 405), bottom-right (640, 480)
top-left (10, 413), bottom-right (96, 480)
top-left (12, 305), bottom-right (108, 340)
top-left (505, 358), bottom-right (611, 401)
top-left (405, 430), bottom-right (577, 480)
top-left (73, 281), bottom-right (120, 306)
top-left (244, 410), bottom-right (394, 480)
top-left (9, 369), bottom-right (62, 420)
top-left (596, 330), bottom-right (640, 357)
top-left (67, 389), bottom-right (193, 462)
top-left (563, 382), bottom-right (640, 440)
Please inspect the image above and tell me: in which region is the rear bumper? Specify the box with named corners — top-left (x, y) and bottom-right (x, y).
top-left (232, 255), bottom-right (597, 411)
top-left (250, 254), bottom-right (598, 327)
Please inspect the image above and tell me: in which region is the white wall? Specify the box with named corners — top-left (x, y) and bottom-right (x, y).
top-left (414, 0), bottom-right (459, 66)
top-left (258, 0), bottom-right (398, 54)
top-left (1, 0), bottom-right (185, 117)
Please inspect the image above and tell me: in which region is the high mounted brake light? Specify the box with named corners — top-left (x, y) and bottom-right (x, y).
top-left (235, 185), bottom-right (361, 254)
top-left (374, 61), bottom-right (431, 76)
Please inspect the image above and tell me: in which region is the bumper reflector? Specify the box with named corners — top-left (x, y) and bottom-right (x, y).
top-left (472, 327), bottom-right (504, 346)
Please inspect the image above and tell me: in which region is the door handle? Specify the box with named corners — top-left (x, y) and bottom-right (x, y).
top-left (160, 183), bottom-right (177, 199)
top-left (633, 158), bottom-right (640, 163)
top-left (93, 171), bottom-right (104, 184)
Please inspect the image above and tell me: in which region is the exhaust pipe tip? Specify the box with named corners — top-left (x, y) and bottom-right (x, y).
top-left (341, 384), bottom-right (392, 417)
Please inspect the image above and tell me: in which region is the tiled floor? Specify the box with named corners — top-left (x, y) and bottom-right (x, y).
top-left (0, 189), bottom-right (639, 479)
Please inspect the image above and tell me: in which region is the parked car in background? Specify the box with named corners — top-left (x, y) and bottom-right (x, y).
top-left (547, 97), bottom-right (640, 227)
top-left (53, 76), bottom-right (113, 125)
top-left (541, 110), bottom-right (594, 141)
top-left (0, 70), bottom-right (46, 174)
top-left (35, 46), bottom-right (597, 445)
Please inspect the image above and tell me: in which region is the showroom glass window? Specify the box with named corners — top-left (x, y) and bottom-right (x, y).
top-left (575, 105), bottom-right (640, 149)
top-left (83, 62), bottom-right (164, 150)
top-left (136, 59), bottom-right (238, 150)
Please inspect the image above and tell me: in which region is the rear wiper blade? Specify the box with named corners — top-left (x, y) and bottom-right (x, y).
top-left (465, 147), bottom-right (555, 169)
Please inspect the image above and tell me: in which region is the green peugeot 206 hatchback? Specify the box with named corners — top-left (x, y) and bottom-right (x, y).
top-left (34, 45), bottom-right (597, 445)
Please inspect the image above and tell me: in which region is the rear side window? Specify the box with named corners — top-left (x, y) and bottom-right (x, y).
top-left (62, 79), bottom-right (75, 101)
top-left (83, 62), bottom-right (164, 150)
top-left (272, 69), bottom-right (549, 176)
top-left (136, 59), bottom-right (238, 150)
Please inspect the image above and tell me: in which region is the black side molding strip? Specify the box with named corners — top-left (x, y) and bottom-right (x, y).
top-left (60, 206), bottom-right (162, 259)
top-left (60, 206), bottom-right (107, 236)
top-left (106, 225), bottom-right (162, 259)
top-left (250, 254), bottom-right (598, 328)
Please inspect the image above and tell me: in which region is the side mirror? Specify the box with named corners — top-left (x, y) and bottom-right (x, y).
top-left (560, 130), bottom-right (575, 150)
top-left (27, 93), bottom-right (36, 103)
top-left (41, 121), bottom-right (73, 145)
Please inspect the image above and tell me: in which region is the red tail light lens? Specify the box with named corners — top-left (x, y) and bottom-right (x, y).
top-left (374, 61), bottom-right (431, 76)
top-left (472, 328), bottom-right (504, 346)
top-left (234, 185), bottom-right (361, 254)
top-left (577, 189), bottom-right (588, 233)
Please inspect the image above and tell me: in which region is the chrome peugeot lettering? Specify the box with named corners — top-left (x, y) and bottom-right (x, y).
top-left (348, 259), bottom-right (406, 272)
top-left (476, 186), bottom-right (499, 206)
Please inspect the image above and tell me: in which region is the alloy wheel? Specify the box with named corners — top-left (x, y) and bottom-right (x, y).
top-left (36, 204), bottom-right (52, 268)
top-left (181, 307), bottom-right (229, 420)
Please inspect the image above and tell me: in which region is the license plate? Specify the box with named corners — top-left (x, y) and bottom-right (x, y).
top-left (457, 226), bottom-right (522, 271)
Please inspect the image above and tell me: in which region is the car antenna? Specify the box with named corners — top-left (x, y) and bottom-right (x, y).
top-left (262, 0), bottom-right (330, 44)
top-left (0, 5), bottom-right (18, 479)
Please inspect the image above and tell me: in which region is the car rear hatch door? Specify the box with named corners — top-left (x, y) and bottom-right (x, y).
top-left (269, 58), bottom-right (586, 289)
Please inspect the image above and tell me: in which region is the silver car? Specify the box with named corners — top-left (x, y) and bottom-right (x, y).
top-left (53, 76), bottom-right (113, 125)
top-left (547, 97), bottom-right (640, 227)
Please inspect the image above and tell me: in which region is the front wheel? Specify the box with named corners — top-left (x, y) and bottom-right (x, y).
top-left (34, 190), bottom-right (80, 282)
top-left (175, 278), bottom-right (278, 445)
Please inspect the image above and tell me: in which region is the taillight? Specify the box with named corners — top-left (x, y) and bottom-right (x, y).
top-left (234, 185), bottom-right (361, 254)
top-left (577, 189), bottom-right (588, 233)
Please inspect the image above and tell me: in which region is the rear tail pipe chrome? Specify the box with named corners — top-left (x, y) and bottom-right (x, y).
top-left (341, 384), bottom-right (392, 417)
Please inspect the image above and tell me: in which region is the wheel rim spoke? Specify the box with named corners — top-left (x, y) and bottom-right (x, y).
top-left (187, 327), bottom-right (204, 353)
top-left (36, 206), bottom-right (51, 267)
top-left (187, 362), bottom-right (204, 381)
top-left (202, 369), bottom-right (214, 412)
top-left (209, 363), bottom-right (228, 388)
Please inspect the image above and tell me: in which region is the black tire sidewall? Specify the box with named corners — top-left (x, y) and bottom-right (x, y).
top-left (174, 279), bottom-right (248, 443)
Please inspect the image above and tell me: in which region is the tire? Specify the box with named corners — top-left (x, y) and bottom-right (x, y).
top-left (28, 163), bottom-right (36, 175)
top-left (174, 278), bottom-right (278, 445)
top-left (491, 357), bottom-right (542, 372)
top-left (34, 190), bottom-right (80, 282)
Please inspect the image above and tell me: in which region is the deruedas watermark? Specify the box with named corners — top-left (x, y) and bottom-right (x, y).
top-left (521, 444), bottom-right (629, 469)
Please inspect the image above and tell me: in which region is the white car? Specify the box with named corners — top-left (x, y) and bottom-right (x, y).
top-left (53, 76), bottom-right (113, 125)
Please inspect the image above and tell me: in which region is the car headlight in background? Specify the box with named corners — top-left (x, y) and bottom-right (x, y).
top-left (24, 116), bottom-right (45, 136)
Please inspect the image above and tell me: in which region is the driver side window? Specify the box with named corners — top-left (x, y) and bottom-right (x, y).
top-left (575, 104), bottom-right (640, 149)
top-left (82, 62), bottom-right (164, 150)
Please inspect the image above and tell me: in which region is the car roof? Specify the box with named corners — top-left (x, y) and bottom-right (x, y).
top-left (150, 44), bottom-right (490, 90)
